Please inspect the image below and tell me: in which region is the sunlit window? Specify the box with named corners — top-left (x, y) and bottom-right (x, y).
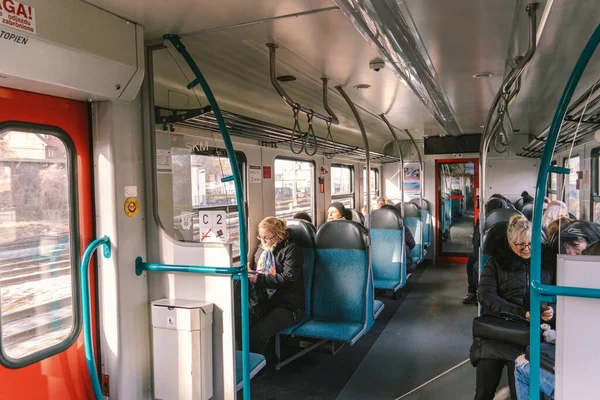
top-left (592, 147), bottom-right (600, 223)
top-left (274, 158), bottom-right (315, 220)
top-left (170, 147), bottom-right (246, 259)
top-left (0, 130), bottom-right (75, 362)
top-left (363, 167), bottom-right (380, 209)
top-left (331, 164), bottom-right (354, 209)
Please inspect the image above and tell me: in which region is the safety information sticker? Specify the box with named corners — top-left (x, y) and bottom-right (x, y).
top-left (0, 0), bottom-right (36, 35)
top-left (198, 210), bottom-right (228, 243)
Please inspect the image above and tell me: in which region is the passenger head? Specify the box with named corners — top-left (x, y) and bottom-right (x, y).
top-left (543, 197), bottom-right (550, 210)
top-left (542, 202), bottom-right (569, 229)
top-left (583, 241), bottom-right (600, 256)
top-left (257, 216), bottom-right (287, 249)
top-left (293, 212), bottom-right (312, 224)
top-left (560, 221), bottom-right (600, 255)
top-left (507, 215), bottom-right (532, 259)
top-left (546, 217), bottom-right (573, 242)
top-left (377, 197), bottom-right (387, 209)
top-left (490, 193), bottom-right (510, 203)
top-left (521, 191), bottom-right (534, 204)
top-left (327, 202), bottom-right (347, 222)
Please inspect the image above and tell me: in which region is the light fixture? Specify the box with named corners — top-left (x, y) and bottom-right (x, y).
top-left (473, 72), bottom-right (494, 79)
top-left (353, 84), bottom-right (371, 90)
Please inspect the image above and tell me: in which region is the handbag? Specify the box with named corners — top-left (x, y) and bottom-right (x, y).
top-left (472, 312), bottom-right (530, 347)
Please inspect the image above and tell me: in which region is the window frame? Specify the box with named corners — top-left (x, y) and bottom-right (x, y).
top-left (547, 160), bottom-right (558, 201)
top-left (562, 154), bottom-right (581, 219)
top-left (0, 122), bottom-right (81, 369)
top-left (330, 163), bottom-right (355, 209)
top-left (363, 167), bottom-right (380, 204)
top-left (273, 156), bottom-right (317, 220)
top-left (188, 146), bottom-right (247, 261)
top-left (592, 147), bottom-right (600, 222)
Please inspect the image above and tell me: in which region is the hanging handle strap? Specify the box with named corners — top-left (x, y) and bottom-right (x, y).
top-left (304, 110), bottom-right (318, 156)
top-left (290, 106), bottom-right (304, 154)
top-left (324, 120), bottom-right (335, 159)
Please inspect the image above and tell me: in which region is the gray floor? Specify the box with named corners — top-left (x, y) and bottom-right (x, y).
top-left (443, 216), bottom-right (475, 254)
top-left (337, 263), bottom-right (478, 400)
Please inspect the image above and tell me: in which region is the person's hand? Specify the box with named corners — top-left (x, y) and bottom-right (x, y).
top-left (541, 306), bottom-right (554, 322)
top-left (525, 311), bottom-right (530, 322)
top-left (248, 273), bottom-right (257, 284)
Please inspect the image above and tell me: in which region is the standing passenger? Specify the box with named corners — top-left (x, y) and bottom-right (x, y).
top-left (248, 217), bottom-right (305, 357)
top-left (470, 215), bottom-right (554, 400)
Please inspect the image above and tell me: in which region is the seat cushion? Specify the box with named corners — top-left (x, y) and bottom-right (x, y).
top-left (292, 320), bottom-right (364, 343)
top-left (235, 351), bottom-right (266, 391)
top-left (278, 319), bottom-right (308, 335)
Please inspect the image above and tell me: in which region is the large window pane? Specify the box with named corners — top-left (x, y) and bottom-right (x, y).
top-left (171, 147), bottom-right (245, 258)
top-left (363, 168), bottom-right (380, 210)
top-left (274, 159), bottom-right (314, 220)
top-left (0, 130), bottom-right (74, 360)
top-left (563, 156), bottom-right (580, 219)
top-left (331, 164), bottom-right (354, 209)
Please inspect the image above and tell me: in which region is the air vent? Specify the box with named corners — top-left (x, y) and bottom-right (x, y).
top-left (277, 75), bottom-right (296, 82)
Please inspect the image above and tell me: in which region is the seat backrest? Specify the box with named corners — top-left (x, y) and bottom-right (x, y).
top-left (347, 209), bottom-right (365, 225)
top-left (312, 220), bottom-right (368, 324)
top-left (522, 202), bottom-right (534, 221)
top-left (409, 198), bottom-right (429, 211)
top-left (514, 197), bottom-right (525, 211)
top-left (482, 221), bottom-right (508, 256)
top-left (483, 208), bottom-right (522, 234)
top-left (287, 219), bottom-right (316, 318)
top-left (411, 199), bottom-right (431, 246)
top-left (371, 209), bottom-right (404, 282)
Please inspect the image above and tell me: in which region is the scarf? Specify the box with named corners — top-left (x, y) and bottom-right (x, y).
top-left (257, 248), bottom-right (277, 298)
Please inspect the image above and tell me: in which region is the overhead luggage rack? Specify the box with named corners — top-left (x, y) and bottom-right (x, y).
top-left (156, 106), bottom-right (401, 163)
top-left (518, 79), bottom-right (600, 158)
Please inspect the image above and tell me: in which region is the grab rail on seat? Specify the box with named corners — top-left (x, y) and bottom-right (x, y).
top-left (529, 22), bottom-right (600, 400)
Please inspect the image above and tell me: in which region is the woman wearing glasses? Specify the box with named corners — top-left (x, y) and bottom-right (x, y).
top-left (471, 215), bottom-right (554, 400)
top-left (248, 216), bottom-right (305, 358)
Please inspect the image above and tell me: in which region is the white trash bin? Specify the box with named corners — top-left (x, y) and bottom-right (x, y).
top-left (151, 299), bottom-right (214, 400)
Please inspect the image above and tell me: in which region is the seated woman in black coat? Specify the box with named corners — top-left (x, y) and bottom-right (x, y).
top-left (471, 215), bottom-right (554, 400)
top-left (248, 217), bottom-right (305, 356)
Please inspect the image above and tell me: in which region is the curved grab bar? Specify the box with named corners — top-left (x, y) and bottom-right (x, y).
top-left (529, 23), bottom-right (600, 400)
top-left (380, 114), bottom-right (405, 215)
top-left (479, 3), bottom-right (537, 249)
top-left (267, 43), bottom-right (338, 125)
top-left (81, 236), bottom-right (111, 400)
top-left (163, 34), bottom-right (252, 399)
top-left (336, 86), bottom-right (371, 226)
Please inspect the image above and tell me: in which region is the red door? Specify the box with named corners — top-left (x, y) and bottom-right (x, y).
top-left (0, 87), bottom-right (95, 399)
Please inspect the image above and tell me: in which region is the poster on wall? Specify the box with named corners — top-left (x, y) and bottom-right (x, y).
top-left (403, 162), bottom-right (421, 200)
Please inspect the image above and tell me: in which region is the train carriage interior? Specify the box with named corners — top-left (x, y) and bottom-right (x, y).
top-left (1, 0), bottom-right (600, 399)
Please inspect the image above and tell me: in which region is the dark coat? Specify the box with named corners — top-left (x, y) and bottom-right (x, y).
top-left (470, 235), bottom-right (553, 366)
top-left (253, 232), bottom-right (305, 311)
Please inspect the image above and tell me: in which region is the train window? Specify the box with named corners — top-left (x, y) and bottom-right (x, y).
top-left (363, 167), bottom-right (380, 207)
top-left (274, 158), bottom-right (315, 220)
top-left (170, 146), bottom-right (246, 259)
top-left (331, 164), bottom-right (354, 209)
top-left (592, 147), bottom-right (600, 223)
top-left (563, 155), bottom-right (581, 219)
top-left (0, 128), bottom-right (78, 365)
top-left (548, 161), bottom-right (558, 201)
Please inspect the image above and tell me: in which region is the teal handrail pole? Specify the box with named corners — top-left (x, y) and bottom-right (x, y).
top-left (135, 257), bottom-right (246, 277)
top-left (529, 23), bottom-right (600, 400)
top-left (81, 236), bottom-right (111, 400)
top-left (163, 34), bottom-right (252, 399)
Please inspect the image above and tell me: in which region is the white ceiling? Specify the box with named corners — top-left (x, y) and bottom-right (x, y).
top-left (83, 0), bottom-right (600, 154)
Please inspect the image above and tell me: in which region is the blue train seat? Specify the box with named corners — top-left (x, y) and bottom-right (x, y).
top-left (278, 219), bottom-right (316, 335)
top-left (410, 198), bottom-right (431, 249)
top-left (522, 202), bottom-right (534, 221)
top-left (235, 351), bottom-right (267, 391)
top-left (403, 202), bottom-right (423, 263)
top-left (480, 208), bottom-right (522, 269)
top-left (371, 208), bottom-right (406, 295)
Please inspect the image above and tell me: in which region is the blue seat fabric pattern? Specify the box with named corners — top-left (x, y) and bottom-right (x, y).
top-left (371, 229), bottom-right (404, 290)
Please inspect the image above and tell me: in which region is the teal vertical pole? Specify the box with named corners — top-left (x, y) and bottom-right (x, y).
top-left (529, 24), bottom-right (600, 400)
top-left (163, 34), bottom-right (251, 399)
top-left (81, 236), bottom-right (111, 400)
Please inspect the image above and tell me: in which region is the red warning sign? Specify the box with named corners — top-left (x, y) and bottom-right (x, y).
top-left (0, 0), bottom-right (36, 35)
top-left (263, 166), bottom-right (272, 179)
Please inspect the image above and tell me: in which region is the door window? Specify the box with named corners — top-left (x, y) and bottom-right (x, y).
top-left (274, 158), bottom-right (315, 219)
